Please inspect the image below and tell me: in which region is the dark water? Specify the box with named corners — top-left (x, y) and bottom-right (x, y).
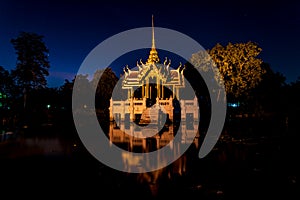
top-left (0, 123), bottom-right (298, 200)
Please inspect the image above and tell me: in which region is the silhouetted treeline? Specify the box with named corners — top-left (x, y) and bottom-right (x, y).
top-left (1, 60), bottom-right (300, 138)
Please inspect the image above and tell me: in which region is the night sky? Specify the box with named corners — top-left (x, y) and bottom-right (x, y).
top-left (0, 0), bottom-right (299, 88)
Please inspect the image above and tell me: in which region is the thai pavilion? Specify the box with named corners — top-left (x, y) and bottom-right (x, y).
top-left (109, 16), bottom-right (199, 125)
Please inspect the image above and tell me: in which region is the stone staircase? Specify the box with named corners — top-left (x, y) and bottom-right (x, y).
top-left (139, 106), bottom-right (159, 124)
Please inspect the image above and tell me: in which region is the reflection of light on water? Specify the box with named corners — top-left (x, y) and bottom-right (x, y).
top-left (121, 152), bottom-right (144, 173)
top-left (109, 121), bottom-right (199, 152)
top-left (108, 121), bottom-right (199, 194)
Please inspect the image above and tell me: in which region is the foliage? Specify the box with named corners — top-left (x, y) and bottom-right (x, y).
top-left (191, 41), bottom-right (266, 100)
top-left (91, 68), bottom-right (119, 109)
top-left (11, 32), bottom-right (50, 90)
top-left (72, 74), bottom-right (91, 109)
top-left (250, 62), bottom-right (286, 114)
top-left (0, 66), bottom-right (13, 97)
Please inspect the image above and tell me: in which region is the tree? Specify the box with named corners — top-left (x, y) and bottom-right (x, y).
top-left (191, 41), bottom-right (266, 101)
top-left (0, 66), bottom-right (16, 111)
top-left (11, 32), bottom-right (50, 110)
top-left (11, 32), bottom-right (50, 90)
top-left (0, 66), bottom-right (12, 97)
top-left (72, 74), bottom-right (91, 109)
top-left (59, 79), bottom-right (74, 110)
top-left (251, 62), bottom-right (286, 114)
top-left (91, 68), bottom-right (119, 109)
top-left (0, 66), bottom-right (9, 110)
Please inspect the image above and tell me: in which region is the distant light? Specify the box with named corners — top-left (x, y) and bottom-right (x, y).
top-left (232, 103), bottom-right (238, 108)
top-left (83, 104), bottom-right (87, 108)
top-left (47, 104), bottom-right (51, 109)
top-left (228, 102), bottom-right (239, 108)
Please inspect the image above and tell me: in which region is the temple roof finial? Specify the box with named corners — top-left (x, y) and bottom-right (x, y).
top-left (146, 15), bottom-right (160, 65)
top-left (152, 14), bottom-right (155, 49)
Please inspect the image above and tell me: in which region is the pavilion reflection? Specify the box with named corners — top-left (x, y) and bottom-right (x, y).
top-left (109, 121), bottom-right (199, 151)
top-left (108, 120), bottom-right (200, 196)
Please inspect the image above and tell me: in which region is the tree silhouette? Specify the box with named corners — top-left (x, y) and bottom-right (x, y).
top-left (10, 32), bottom-right (50, 109)
top-left (0, 66), bottom-right (13, 97)
top-left (91, 68), bottom-right (118, 109)
top-left (72, 74), bottom-right (91, 109)
top-left (59, 79), bottom-right (74, 109)
top-left (251, 62), bottom-right (286, 114)
top-left (0, 66), bottom-right (18, 115)
top-left (11, 32), bottom-right (50, 89)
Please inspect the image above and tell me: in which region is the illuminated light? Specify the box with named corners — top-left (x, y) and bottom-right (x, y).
top-left (228, 102), bottom-right (239, 108)
top-left (122, 152), bottom-right (143, 166)
top-left (47, 104), bottom-right (51, 109)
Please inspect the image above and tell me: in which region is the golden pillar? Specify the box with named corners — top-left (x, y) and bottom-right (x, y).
top-left (162, 84), bottom-right (164, 99)
top-left (142, 83), bottom-right (145, 98)
top-left (157, 78), bottom-right (160, 99)
top-left (146, 79), bottom-right (149, 98)
top-left (172, 85), bottom-right (175, 98)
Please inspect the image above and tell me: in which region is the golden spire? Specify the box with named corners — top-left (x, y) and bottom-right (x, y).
top-left (151, 14), bottom-right (156, 49)
top-left (146, 15), bottom-right (160, 64)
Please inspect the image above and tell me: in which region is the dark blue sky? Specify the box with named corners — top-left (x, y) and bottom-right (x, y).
top-left (0, 0), bottom-right (299, 88)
